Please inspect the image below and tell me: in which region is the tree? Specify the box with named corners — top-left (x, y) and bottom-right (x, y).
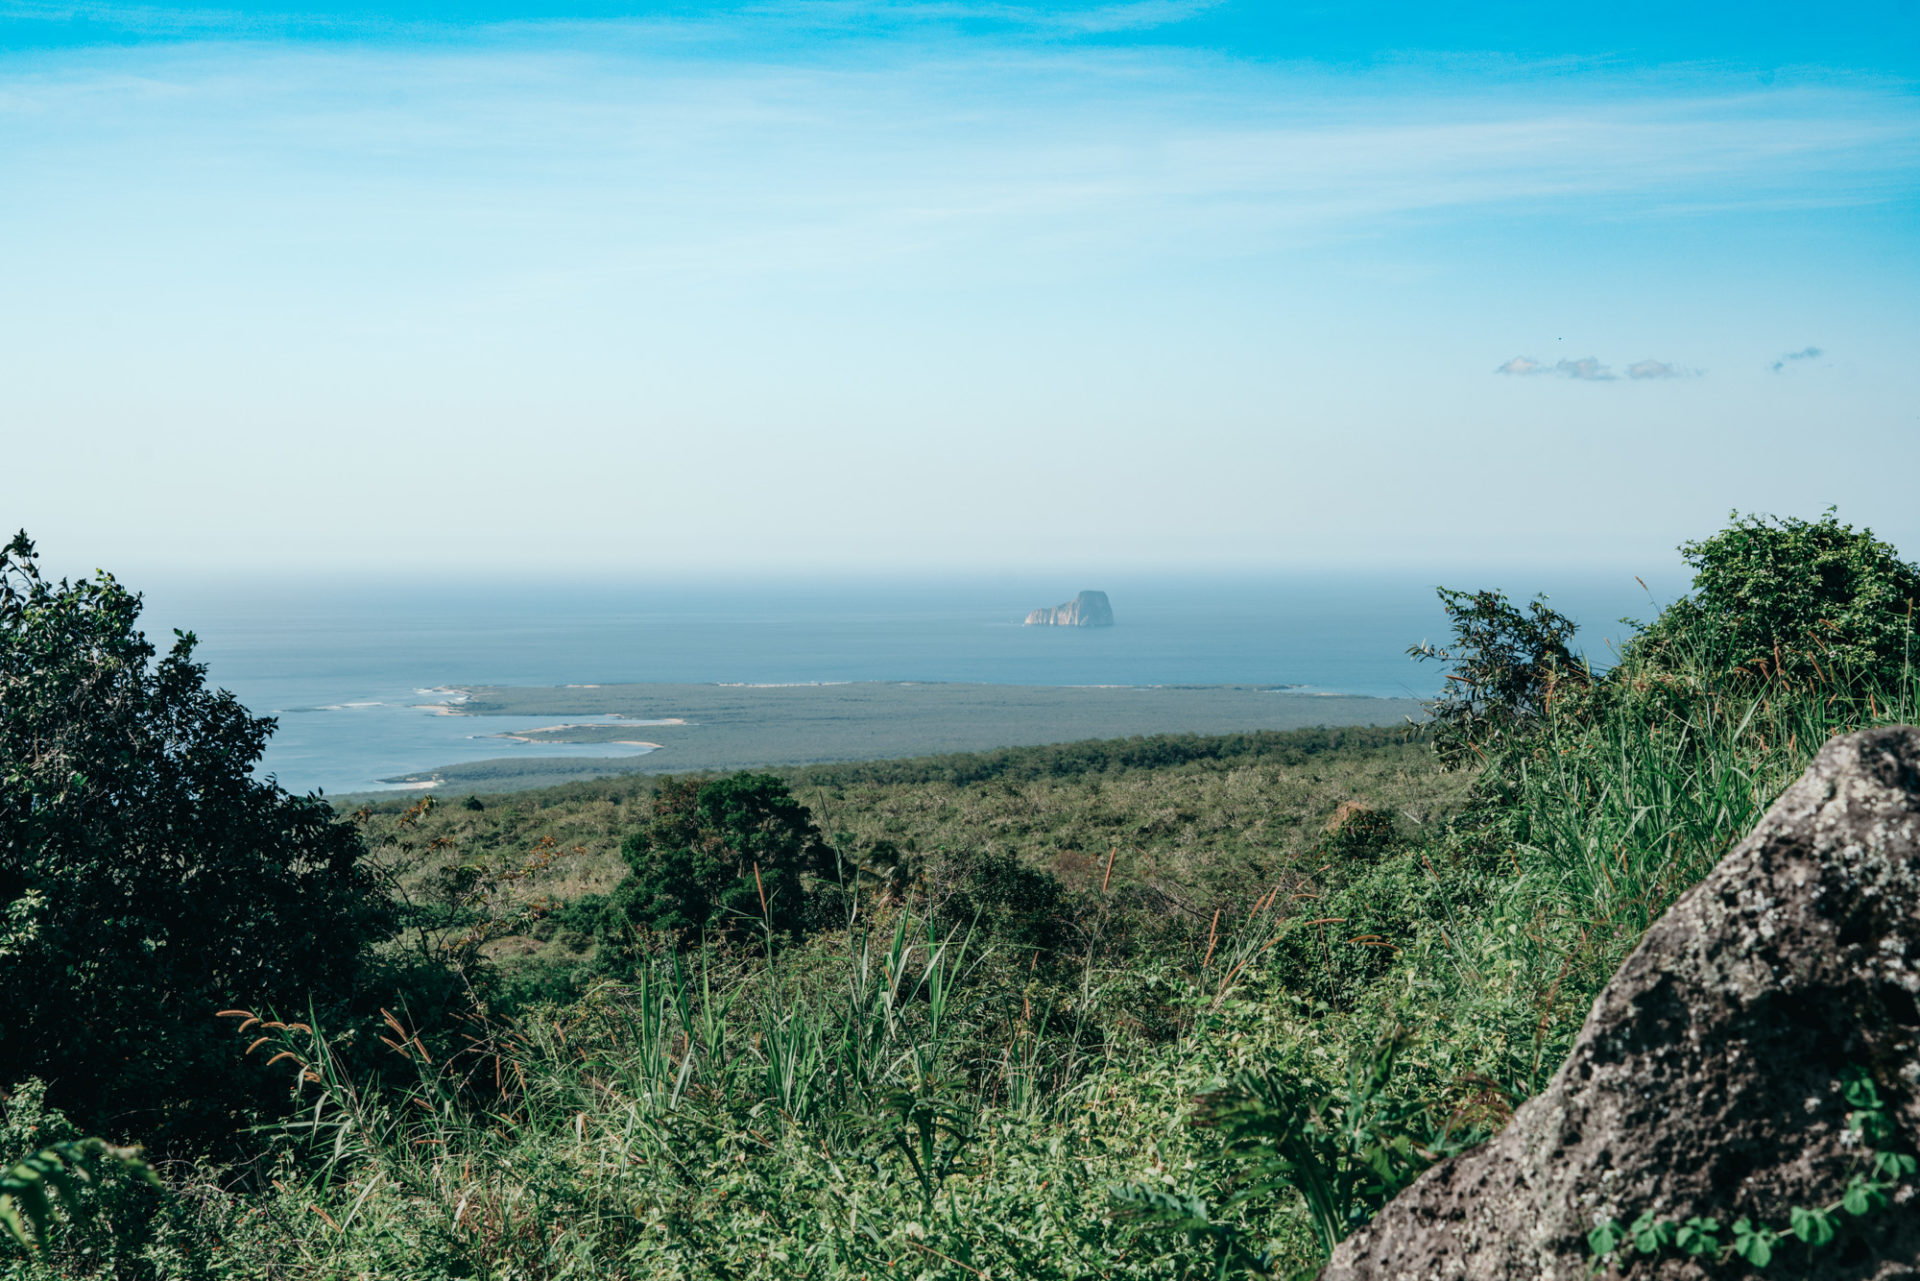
top-left (1633, 510), bottom-right (1920, 684)
top-left (606, 773), bottom-right (834, 942)
top-left (1409, 588), bottom-right (1586, 762)
top-left (0, 533), bottom-right (385, 1148)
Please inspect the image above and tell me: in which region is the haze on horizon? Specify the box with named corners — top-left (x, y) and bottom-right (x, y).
top-left (3, 0), bottom-right (1917, 581)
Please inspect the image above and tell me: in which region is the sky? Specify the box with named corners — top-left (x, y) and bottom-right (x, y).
top-left (3, 1), bottom-right (1917, 579)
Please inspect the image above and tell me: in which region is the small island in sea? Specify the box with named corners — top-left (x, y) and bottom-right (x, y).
top-left (1025, 589), bottom-right (1114, 627)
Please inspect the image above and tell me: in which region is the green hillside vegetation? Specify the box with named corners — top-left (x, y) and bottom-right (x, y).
top-left (1, 510), bottom-right (1916, 1280)
top-left (349, 725), bottom-right (1457, 1001)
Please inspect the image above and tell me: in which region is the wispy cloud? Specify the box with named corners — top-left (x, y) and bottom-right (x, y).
top-left (2, 27), bottom-right (1917, 292)
top-left (1626, 358), bottom-right (1698, 379)
top-left (1556, 357), bottom-right (1613, 381)
top-left (1499, 355), bottom-right (1703, 381)
top-left (1770, 345), bottom-right (1824, 372)
top-left (1496, 356), bottom-right (1618, 380)
top-left (1495, 356), bottom-right (1546, 375)
top-left (754, 0), bottom-right (1225, 34)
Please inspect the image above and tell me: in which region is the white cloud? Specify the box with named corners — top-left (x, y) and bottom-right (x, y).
top-left (1627, 359), bottom-right (1699, 379)
top-left (1494, 355), bottom-right (1614, 380)
top-left (1501, 355), bottom-right (1703, 381)
top-left (1770, 345), bottom-right (1824, 372)
top-left (1556, 356), bottom-right (1614, 381)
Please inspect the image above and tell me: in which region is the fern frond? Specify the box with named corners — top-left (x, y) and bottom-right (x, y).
top-left (0, 1138), bottom-right (157, 1253)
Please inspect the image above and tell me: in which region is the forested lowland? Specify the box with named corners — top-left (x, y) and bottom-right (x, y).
top-left (1, 511), bottom-right (1916, 1279)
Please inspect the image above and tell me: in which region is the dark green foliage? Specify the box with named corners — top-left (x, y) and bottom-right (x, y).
top-left (1409, 588), bottom-right (1585, 762)
top-left (0, 1080), bottom-right (161, 1267)
top-left (0, 1136), bottom-right (156, 1255)
top-left (1108, 1183), bottom-right (1281, 1281)
top-left (0, 533), bottom-right (385, 1148)
top-left (1255, 800), bottom-right (1489, 1014)
top-left (926, 846), bottom-right (1080, 958)
top-left (606, 773), bottom-right (835, 941)
top-left (1126, 1035), bottom-right (1483, 1266)
top-left (1633, 509), bottom-right (1920, 682)
top-left (797, 725), bottom-right (1412, 789)
top-left (1316, 803), bottom-right (1396, 862)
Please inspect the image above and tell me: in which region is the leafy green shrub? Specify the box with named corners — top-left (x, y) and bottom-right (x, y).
top-left (1317, 802), bottom-right (1396, 862)
top-left (926, 846), bottom-right (1080, 959)
top-left (1194, 1034), bottom-right (1482, 1258)
top-left (1633, 509), bottom-right (1920, 683)
top-left (1266, 844), bottom-right (1476, 1013)
top-left (605, 773), bottom-right (836, 942)
top-left (0, 534), bottom-right (386, 1149)
top-left (0, 1080), bottom-right (161, 1271)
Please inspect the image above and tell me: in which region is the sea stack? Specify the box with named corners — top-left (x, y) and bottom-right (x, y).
top-left (1024, 590), bottom-right (1114, 627)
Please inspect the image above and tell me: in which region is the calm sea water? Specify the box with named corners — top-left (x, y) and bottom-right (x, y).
top-left (133, 571), bottom-right (1676, 796)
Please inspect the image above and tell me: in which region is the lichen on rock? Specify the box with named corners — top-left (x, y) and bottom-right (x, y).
top-left (1321, 726), bottom-right (1920, 1280)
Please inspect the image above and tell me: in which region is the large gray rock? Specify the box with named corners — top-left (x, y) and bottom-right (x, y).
top-left (1323, 726), bottom-right (1920, 1280)
top-left (1024, 590), bottom-right (1114, 628)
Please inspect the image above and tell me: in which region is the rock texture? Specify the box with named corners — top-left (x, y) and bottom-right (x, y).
top-left (1024, 590), bottom-right (1114, 628)
top-left (1323, 726), bottom-right (1920, 1281)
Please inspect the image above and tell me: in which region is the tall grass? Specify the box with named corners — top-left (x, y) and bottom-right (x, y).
top-left (186, 894), bottom-right (1314, 1280)
top-left (1411, 637), bottom-right (1920, 1102)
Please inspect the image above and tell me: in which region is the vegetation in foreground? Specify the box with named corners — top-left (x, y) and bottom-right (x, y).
top-left (1, 510), bottom-right (1916, 1279)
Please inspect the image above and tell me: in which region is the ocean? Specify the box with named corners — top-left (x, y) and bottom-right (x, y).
top-left (131, 570), bottom-right (1675, 796)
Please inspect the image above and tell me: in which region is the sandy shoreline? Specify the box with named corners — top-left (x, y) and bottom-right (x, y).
top-left (492, 731), bottom-right (666, 748)
top-left (364, 682), bottom-right (1425, 792)
top-left (487, 719), bottom-right (685, 743)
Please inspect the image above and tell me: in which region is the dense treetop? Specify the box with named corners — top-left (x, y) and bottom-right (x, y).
top-left (0, 532), bottom-right (383, 1146)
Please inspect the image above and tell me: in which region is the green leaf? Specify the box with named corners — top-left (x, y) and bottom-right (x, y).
top-left (1840, 1067), bottom-right (1880, 1110)
top-left (1629, 1209), bottom-right (1673, 1253)
top-left (1587, 1220), bottom-right (1624, 1256)
top-left (0, 1139), bottom-right (156, 1253)
top-left (1676, 1216), bottom-right (1720, 1255)
top-left (1732, 1218), bottom-right (1776, 1266)
top-left (1841, 1177), bottom-right (1886, 1216)
top-left (1791, 1205), bottom-right (1835, 1246)
top-left (1876, 1151), bottom-right (1918, 1179)
top-left (0, 1196), bottom-right (29, 1251)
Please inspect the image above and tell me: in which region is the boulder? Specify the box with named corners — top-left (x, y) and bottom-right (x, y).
top-left (1024, 590), bottom-right (1114, 627)
top-left (1322, 726), bottom-right (1920, 1280)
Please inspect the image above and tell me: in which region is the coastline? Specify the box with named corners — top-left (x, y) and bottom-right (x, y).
top-left (373, 680), bottom-right (1425, 791)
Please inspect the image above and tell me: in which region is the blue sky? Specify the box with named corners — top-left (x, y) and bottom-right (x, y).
top-left (3, 1), bottom-right (1917, 576)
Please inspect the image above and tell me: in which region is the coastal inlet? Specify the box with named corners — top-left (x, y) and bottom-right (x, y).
top-left (376, 680), bottom-right (1424, 792)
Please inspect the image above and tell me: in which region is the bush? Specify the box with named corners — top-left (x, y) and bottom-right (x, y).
top-left (1318, 802), bottom-right (1396, 862)
top-left (1409, 588), bottom-right (1586, 763)
top-left (0, 534), bottom-right (386, 1149)
top-left (1632, 509), bottom-right (1920, 683)
top-left (605, 773), bottom-right (836, 943)
top-left (926, 846), bottom-right (1080, 959)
